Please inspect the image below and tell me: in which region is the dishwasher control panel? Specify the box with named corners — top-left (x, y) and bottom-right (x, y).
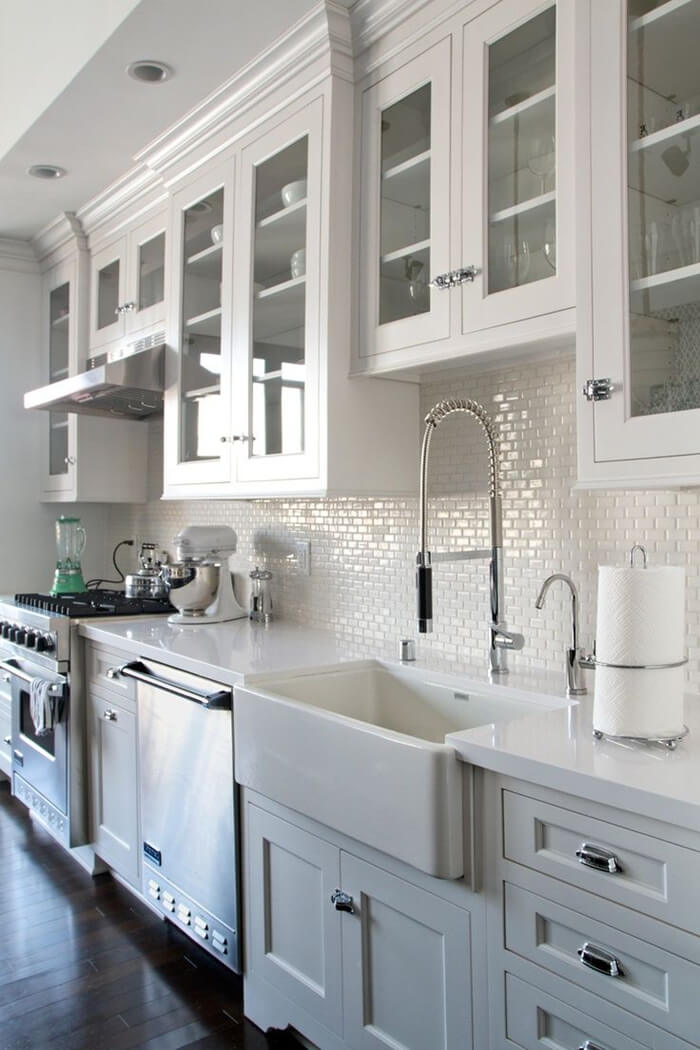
top-left (142, 867), bottom-right (239, 972)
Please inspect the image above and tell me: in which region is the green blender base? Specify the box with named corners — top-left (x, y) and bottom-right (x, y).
top-left (51, 569), bottom-right (86, 595)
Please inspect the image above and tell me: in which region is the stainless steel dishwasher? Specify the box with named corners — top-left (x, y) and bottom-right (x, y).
top-left (121, 658), bottom-right (240, 971)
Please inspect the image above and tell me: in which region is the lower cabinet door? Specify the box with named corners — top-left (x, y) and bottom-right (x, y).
top-left (340, 852), bottom-right (472, 1050)
top-left (88, 690), bottom-right (139, 887)
top-left (246, 804), bottom-right (343, 1036)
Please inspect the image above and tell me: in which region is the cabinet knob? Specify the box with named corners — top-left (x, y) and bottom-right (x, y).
top-left (114, 305), bottom-right (124, 316)
top-left (3, 736), bottom-right (11, 745)
top-left (576, 842), bottom-right (622, 874)
top-left (105, 667), bottom-right (121, 680)
top-left (122, 301), bottom-right (136, 312)
top-left (103, 709), bottom-right (117, 722)
top-left (232, 434), bottom-right (249, 443)
top-left (578, 1042), bottom-right (605, 1050)
top-left (64, 456), bottom-right (76, 466)
top-left (330, 889), bottom-right (354, 913)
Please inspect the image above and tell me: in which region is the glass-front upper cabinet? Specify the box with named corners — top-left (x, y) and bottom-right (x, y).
top-left (165, 162), bottom-right (234, 490)
top-left (45, 269), bottom-right (75, 494)
top-left (358, 37), bottom-right (452, 359)
top-left (461, 0), bottom-right (575, 334)
top-left (585, 0), bottom-right (700, 479)
top-left (232, 100), bottom-right (323, 486)
top-left (89, 211), bottom-right (166, 353)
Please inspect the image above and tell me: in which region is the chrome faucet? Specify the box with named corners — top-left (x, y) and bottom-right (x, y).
top-left (535, 573), bottom-right (588, 696)
top-left (416, 398), bottom-right (524, 675)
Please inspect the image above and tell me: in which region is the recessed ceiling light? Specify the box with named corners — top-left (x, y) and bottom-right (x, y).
top-left (126, 60), bottom-right (173, 84)
top-left (27, 164), bottom-right (67, 180)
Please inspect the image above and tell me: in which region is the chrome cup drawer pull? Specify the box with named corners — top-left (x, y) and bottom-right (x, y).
top-left (577, 941), bottom-right (624, 978)
top-left (331, 890), bottom-right (354, 913)
top-left (578, 1042), bottom-right (605, 1050)
top-left (103, 709), bottom-right (117, 721)
top-left (576, 842), bottom-right (622, 874)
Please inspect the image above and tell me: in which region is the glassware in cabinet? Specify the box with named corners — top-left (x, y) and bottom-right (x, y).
top-left (461, 0), bottom-right (574, 335)
top-left (358, 37), bottom-right (452, 359)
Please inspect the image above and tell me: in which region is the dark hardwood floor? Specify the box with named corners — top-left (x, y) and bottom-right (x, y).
top-left (0, 779), bottom-right (300, 1050)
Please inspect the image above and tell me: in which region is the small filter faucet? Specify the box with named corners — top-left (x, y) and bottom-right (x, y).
top-left (249, 567), bottom-right (273, 624)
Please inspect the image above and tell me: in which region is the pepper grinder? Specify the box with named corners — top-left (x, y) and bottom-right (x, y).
top-left (249, 566), bottom-right (273, 623)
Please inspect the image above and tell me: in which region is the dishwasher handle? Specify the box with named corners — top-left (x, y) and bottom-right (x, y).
top-left (119, 661), bottom-right (232, 710)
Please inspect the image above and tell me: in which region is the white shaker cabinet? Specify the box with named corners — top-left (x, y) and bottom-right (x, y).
top-left (578, 0), bottom-right (700, 486)
top-left (36, 219), bottom-right (147, 503)
top-left (243, 794), bottom-right (477, 1050)
top-left (355, 0), bottom-right (576, 375)
top-left (87, 686), bottom-right (140, 889)
top-left (164, 83), bottom-right (417, 500)
top-left (89, 208), bottom-right (167, 355)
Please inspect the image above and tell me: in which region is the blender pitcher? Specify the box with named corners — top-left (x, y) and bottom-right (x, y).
top-left (51, 516), bottom-right (87, 595)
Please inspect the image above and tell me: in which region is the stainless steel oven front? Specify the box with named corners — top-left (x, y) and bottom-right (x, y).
top-left (1, 656), bottom-right (71, 844)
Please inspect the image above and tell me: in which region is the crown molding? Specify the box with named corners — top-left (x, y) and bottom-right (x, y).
top-left (350, 0), bottom-right (435, 53)
top-left (31, 211), bottom-right (86, 264)
top-left (0, 237), bottom-right (39, 274)
top-left (139, 1), bottom-right (353, 180)
top-left (77, 164), bottom-right (167, 243)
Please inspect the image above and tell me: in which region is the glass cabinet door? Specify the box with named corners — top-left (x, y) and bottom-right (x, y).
top-left (461, 0), bottom-right (574, 333)
top-left (233, 101), bottom-right (322, 485)
top-left (127, 212), bottom-right (167, 335)
top-left (359, 37), bottom-right (452, 358)
top-left (44, 271), bottom-right (76, 493)
top-left (590, 0), bottom-right (700, 466)
top-left (179, 186), bottom-right (227, 468)
top-left (90, 239), bottom-right (126, 350)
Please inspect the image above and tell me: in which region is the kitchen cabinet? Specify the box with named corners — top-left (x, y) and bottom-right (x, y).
top-left (89, 208), bottom-right (167, 354)
top-left (87, 684), bottom-right (139, 889)
top-left (243, 794), bottom-right (477, 1050)
top-left (578, 0), bottom-right (700, 486)
top-left (163, 84), bottom-right (417, 500)
top-left (38, 223), bottom-right (148, 503)
top-left (355, 0), bottom-right (576, 376)
top-left (484, 774), bottom-right (700, 1050)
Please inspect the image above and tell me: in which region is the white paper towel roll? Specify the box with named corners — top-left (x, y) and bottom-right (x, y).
top-left (596, 565), bottom-right (685, 667)
top-left (593, 664), bottom-right (685, 738)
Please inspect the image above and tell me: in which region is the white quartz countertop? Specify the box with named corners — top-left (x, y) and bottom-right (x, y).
top-left (79, 616), bottom-right (700, 832)
top-left (78, 617), bottom-right (352, 687)
top-left (447, 693), bottom-right (700, 834)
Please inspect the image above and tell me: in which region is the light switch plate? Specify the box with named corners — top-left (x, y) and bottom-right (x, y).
top-left (294, 540), bottom-right (311, 575)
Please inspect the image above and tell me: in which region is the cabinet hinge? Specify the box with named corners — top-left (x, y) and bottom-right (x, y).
top-left (429, 267), bottom-right (481, 290)
top-left (582, 378), bottom-right (614, 402)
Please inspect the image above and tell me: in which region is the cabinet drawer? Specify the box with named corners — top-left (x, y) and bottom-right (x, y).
top-left (86, 645), bottom-right (136, 704)
top-left (504, 882), bottom-right (699, 1045)
top-left (503, 790), bottom-right (700, 934)
top-left (504, 971), bottom-right (648, 1050)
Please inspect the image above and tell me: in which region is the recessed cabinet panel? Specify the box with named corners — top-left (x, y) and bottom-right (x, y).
top-left (48, 281), bottom-right (71, 484)
top-left (359, 37), bottom-right (452, 356)
top-left (42, 261), bottom-right (77, 496)
top-left (97, 258), bottom-right (120, 331)
top-left (461, 0), bottom-right (574, 334)
top-left (138, 231), bottom-right (165, 312)
top-left (341, 852), bottom-right (473, 1050)
top-left (88, 689), bottom-right (139, 888)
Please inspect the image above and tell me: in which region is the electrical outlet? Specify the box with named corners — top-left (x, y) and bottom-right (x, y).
top-left (294, 540), bottom-right (311, 575)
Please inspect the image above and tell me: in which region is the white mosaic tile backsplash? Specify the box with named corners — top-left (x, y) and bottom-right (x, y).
top-left (104, 350), bottom-right (700, 688)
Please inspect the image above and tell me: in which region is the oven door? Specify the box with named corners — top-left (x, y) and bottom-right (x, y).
top-left (3, 658), bottom-right (68, 814)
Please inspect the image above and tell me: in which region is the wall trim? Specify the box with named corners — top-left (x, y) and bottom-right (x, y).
top-left (0, 237), bottom-right (38, 274)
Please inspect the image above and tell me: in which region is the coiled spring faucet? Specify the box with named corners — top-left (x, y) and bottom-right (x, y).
top-left (416, 398), bottom-right (524, 675)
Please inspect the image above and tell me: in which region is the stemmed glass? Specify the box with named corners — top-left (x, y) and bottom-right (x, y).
top-left (505, 239), bottom-right (531, 287)
top-left (527, 135), bottom-right (555, 196)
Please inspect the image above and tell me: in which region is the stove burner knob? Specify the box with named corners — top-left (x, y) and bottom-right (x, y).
top-left (15, 629), bottom-right (26, 646)
top-left (25, 632), bottom-right (37, 649)
top-left (1, 624), bottom-right (10, 639)
top-left (7, 626), bottom-right (18, 642)
top-left (43, 635), bottom-right (55, 653)
top-left (35, 635), bottom-right (48, 653)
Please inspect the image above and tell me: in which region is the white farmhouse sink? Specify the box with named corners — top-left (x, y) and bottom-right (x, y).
top-left (234, 660), bottom-right (564, 879)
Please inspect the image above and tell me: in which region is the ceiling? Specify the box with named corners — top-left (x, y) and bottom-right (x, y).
top-left (0, 0), bottom-right (326, 241)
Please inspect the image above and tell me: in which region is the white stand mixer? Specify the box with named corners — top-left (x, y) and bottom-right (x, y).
top-left (163, 525), bottom-right (248, 625)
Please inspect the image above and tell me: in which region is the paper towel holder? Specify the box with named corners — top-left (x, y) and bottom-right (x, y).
top-left (593, 725), bottom-right (689, 750)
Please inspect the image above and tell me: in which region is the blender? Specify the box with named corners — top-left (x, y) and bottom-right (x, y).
top-left (51, 516), bottom-right (87, 595)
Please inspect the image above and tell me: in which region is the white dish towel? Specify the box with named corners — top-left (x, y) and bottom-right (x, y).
top-left (30, 678), bottom-right (56, 736)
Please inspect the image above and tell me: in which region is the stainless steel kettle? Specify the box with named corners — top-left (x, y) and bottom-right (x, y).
top-left (125, 542), bottom-right (168, 599)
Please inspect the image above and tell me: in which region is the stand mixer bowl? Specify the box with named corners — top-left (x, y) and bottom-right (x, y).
top-left (162, 562), bottom-right (220, 617)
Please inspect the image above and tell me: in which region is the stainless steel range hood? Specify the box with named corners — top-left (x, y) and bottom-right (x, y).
top-left (24, 342), bottom-right (165, 420)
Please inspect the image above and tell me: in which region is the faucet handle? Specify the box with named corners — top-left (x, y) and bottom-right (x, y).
top-left (399, 639), bottom-right (416, 662)
top-left (492, 626), bottom-right (525, 652)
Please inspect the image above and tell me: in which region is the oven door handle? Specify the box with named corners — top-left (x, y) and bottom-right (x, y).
top-left (119, 661), bottom-right (232, 710)
top-left (0, 659), bottom-right (65, 696)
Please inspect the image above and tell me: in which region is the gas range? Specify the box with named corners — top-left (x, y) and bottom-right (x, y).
top-left (0, 590), bottom-right (173, 668)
